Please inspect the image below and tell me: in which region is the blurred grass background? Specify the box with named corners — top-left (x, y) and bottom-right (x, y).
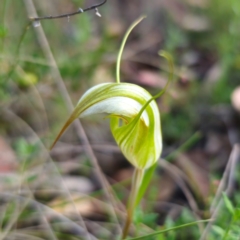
top-left (0, 0), bottom-right (240, 239)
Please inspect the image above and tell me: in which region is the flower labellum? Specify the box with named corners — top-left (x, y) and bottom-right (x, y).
top-left (51, 82), bottom-right (162, 170)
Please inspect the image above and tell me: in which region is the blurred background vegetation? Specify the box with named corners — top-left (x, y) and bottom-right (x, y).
top-left (0, 0), bottom-right (240, 239)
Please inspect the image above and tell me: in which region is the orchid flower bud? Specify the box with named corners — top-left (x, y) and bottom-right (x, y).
top-left (51, 82), bottom-right (162, 170)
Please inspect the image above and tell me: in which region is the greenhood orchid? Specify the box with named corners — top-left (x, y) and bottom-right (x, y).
top-left (50, 16), bottom-right (173, 171)
top-left (51, 82), bottom-right (162, 170)
top-left (50, 16), bottom-right (173, 239)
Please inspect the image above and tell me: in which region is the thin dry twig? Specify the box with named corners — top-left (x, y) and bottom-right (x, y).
top-left (24, 0), bottom-right (122, 235)
top-left (29, 0), bottom-right (107, 21)
top-left (200, 144), bottom-right (240, 240)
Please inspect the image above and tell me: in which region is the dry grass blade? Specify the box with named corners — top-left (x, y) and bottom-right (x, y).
top-left (200, 144), bottom-right (240, 240)
top-left (3, 109), bottom-right (93, 240)
top-left (23, 0), bottom-right (122, 235)
top-left (159, 160), bottom-right (204, 232)
top-left (0, 192), bottom-right (99, 240)
top-left (0, 199), bottom-right (30, 240)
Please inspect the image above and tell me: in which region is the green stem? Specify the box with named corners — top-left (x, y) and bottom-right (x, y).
top-left (0, 0), bottom-right (7, 53)
top-left (116, 16), bottom-right (146, 84)
top-left (3, 21), bottom-right (31, 85)
top-left (122, 168), bottom-right (144, 239)
top-left (222, 216), bottom-right (234, 240)
top-left (127, 219), bottom-right (211, 240)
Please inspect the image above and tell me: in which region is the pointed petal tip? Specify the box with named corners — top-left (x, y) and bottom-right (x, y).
top-left (50, 116), bottom-right (77, 150)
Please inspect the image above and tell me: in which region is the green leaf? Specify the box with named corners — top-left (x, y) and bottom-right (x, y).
top-left (212, 225), bottom-right (225, 237)
top-left (222, 192), bottom-right (235, 215)
top-left (134, 162), bottom-right (157, 207)
top-left (0, 25), bottom-right (8, 38)
top-left (233, 208), bottom-right (240, 221)
top-left (133, 207), bottom-right (158, 227)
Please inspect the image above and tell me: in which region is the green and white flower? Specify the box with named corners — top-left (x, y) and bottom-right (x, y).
top-left (52, 82), bottom-right (162, 170)
top-left (51, 16), bottom-right (174, 239)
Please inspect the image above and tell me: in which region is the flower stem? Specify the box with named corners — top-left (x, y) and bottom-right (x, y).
top-left (122, 168), bottom-right (144, 239)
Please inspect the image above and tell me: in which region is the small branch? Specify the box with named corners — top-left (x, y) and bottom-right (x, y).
top-left (29, 0), bottom-right (107, 21)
